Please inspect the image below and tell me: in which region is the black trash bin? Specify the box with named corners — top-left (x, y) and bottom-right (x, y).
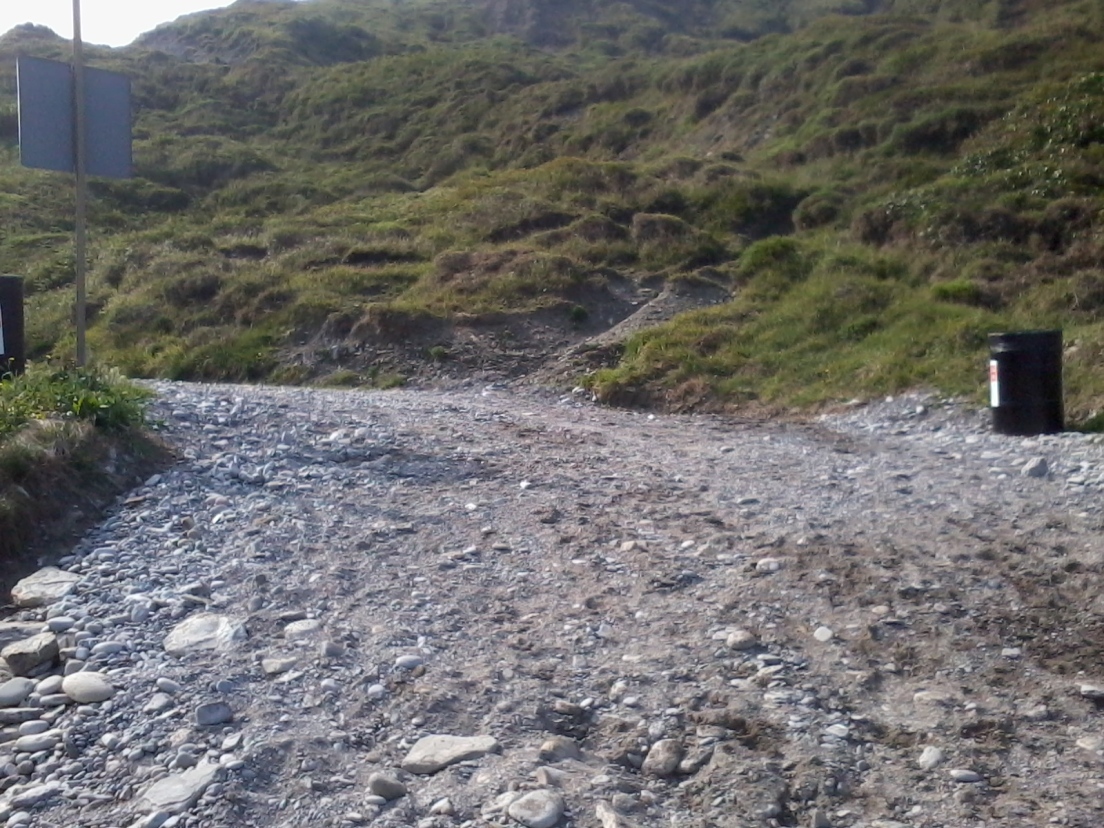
top-left (988, 329), bottom-right (1063, 436)
top-left (0, 275), bottom-right (25, 377)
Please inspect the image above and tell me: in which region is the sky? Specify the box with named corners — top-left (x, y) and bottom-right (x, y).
top-left (0, 0), bottom-right (236, 48)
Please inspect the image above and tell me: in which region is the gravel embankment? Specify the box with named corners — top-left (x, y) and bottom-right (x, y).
top-left (2, 381), bottom-right (1103, 828)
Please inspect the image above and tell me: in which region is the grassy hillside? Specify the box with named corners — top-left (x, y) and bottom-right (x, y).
top-left (0, 0), bottom-right (1102, 416)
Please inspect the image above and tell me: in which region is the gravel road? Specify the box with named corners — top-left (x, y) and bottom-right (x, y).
top-left (3, 381), bottom-right (1104, 828)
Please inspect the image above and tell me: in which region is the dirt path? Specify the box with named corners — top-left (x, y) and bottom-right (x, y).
top-left (3, 384), bottom-right (1104, 828)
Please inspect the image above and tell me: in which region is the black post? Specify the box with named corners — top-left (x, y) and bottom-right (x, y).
top-left (0, 276), bottom-right (26, 377)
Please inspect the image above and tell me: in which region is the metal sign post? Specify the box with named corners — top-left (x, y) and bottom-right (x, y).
top-left (16, 4), bottom-right (131, 369)
top-left (73, 0), bottom-right (89, 366)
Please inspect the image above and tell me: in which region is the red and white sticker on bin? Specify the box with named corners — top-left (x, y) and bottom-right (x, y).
top-left (989, 359), bottom-right (1000, 407)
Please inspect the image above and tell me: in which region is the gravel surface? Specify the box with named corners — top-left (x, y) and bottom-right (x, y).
top-left (3, 381), bottom-right (1104, 828)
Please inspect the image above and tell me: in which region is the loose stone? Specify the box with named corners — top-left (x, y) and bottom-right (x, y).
top-left (138, 763), bottom-right (222, 814)
top-left (725, 629), bottom-right (758, 650)
top-left (401, 734), bottom-right (500, 774)
top-left (13, 732), bottom-right (59, 753)
top-left (506, 789), bottom-right (566, 828)
top-left (61, 672), bottom-right (116, 704)
top-left (813, 626), bottom-right (835, 642)
top-left (163, 615), bottom-right (245, 657)
top-left (195, 702), bottom-right (234, 726)
top-left (367, 771), bottom-right (407, 801)
top-left (918, 746), bottom-right (944, 770)
top-left (641, 739), bottom-right (683, 778)
top-left (539, 736), bottom-right (582, 762)
top-left (949, 768), bottom-right (983, 783)
top-left (10, 569), bottom-right (82, 608)
top-left (283, 619), bottom-right (323, 641)
top-left (1, 634), bottom-right (60, 677)
top-left (0, 679), bottom-right (36, 708)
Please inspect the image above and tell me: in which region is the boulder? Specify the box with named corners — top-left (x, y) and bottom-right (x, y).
top-left (1, 633), bottom-right (59, 676)
top-left (10, 567), bottom-right (81, 608)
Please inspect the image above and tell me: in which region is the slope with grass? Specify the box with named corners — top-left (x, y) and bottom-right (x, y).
top-left (0, 0), bottom-right (1102, 417)
top-left (0, 367), bottom-right (166, 594)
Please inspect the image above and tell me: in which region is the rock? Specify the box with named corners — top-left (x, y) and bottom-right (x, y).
top-left (138, 762), bottom-right (222, 814)
top-left (1, 633), bottom-right (59, 677)
top-left (1021, 457), bottom-right (1048, 478)
top-left (283, 619), bottom-right (323, 641)
top-left (144, 693), bottom-right (175, 714)
top-left (195, 702), bottom-right (234, 726)
top-left (367, 771), bottom-right (407, 801)
top-left (163, 615), bottom-right (245, 656)
top-left (401, 734), bottom-right (500, 774)
top-left (429, 798), bottom-right (455, 816)
top-left (0, 623), bottom-right (41, 651)
top-left (539, 736), bottom-right (582, 762)
top-left (725, 629), bottom-right (758, 650)
top-left (506, 789), bottom-right (566, 828)
top-left (261, 656), bottom-right (297, 676)
top-left (36, 675), bottom-right (63, 696)
top-left (918, 746), bottom-right (944, 770)
top-left (949, 768), bottom-right (983, 783)
top-left (13, 730), bottom-right (59, 752)
top-left (156, 678), bottom-right (183, 695)
top-left (10, 568), bottom-right (81, 608)
top-left (641, 739), bottom-right (683, 778)
top-left (811, 808), bottom-right (832, 828)
top-left (0, 678), bottom-right (36, 708)
top-left (813, 626), bottom-right (834, 642)
top-left (596, 801), bottom-right (632, 828)
top-left (45, 617), bottom-right (75, 633)
top-left (1079, 683), bottom-right (1104, 699)
top-left (755, 558), bottom-right (784, 573)
top-left (61, 671), bottom-right (115, 704)
top-left (394, 654), bottom-right (423, 670)
top-left (8, 783), bottom-right (62, 809)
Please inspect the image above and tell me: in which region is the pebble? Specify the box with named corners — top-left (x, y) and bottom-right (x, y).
top-left (813, 626), bottom-right (834, 642)
top-left (367, 771), bottom-right (407, 801)
top-left (725, 629), bottom-right (758, 650)
top-left (949, 768), bottom-right (983, 783)
top-left (195, 702), bottom-right (234, 726)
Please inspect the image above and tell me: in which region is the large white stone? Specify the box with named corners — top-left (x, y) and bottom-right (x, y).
top-left (163, 615), bottom-right (245, 657)
top-left (62, 671), bottom-right (116, 704)
top-left (10, 567), bottom-right (81, 608)
top-left (139, 762), bottom-right (222, 814)
top-left (401, 734), bottom-right (500, 774)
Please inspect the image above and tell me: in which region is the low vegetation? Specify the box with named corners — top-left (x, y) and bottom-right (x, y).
top-left (0, 0), bottom-right (1101, 417)
top-left (0, 366), bottom-right (158, 575)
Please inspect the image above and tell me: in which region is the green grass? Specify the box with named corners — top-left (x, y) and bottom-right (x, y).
top-left (0, 364), bottom-right (151, 437)
top-left (1, 0), bottom-right (1103, 416)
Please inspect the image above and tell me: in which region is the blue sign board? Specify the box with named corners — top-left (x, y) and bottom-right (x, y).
top-left (17, 55), bottom-right (132, 180)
